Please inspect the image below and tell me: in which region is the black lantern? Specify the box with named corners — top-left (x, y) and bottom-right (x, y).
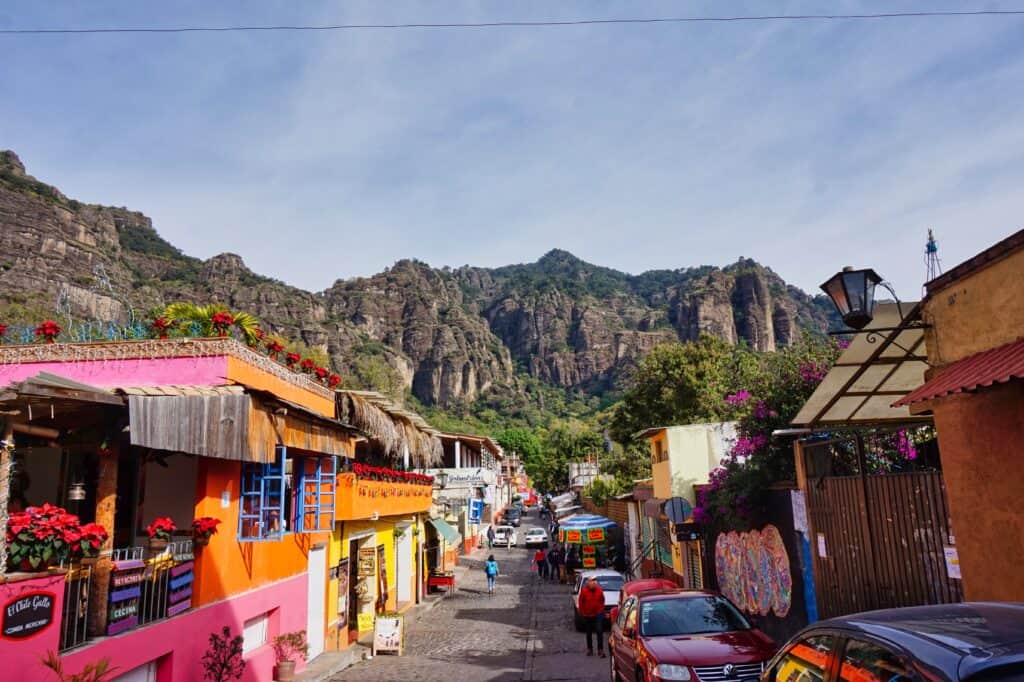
top-left (820, 266), bottom-right (883, 330)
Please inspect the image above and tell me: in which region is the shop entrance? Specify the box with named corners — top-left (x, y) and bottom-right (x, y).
top-left (307, 545), bottom-right (327, 659)
top-left (395, 525), bottom-right (413, 606)
top-left (347, 539), bottom-right (360, 644)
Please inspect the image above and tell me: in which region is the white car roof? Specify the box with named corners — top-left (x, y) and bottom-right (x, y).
top-left (495, 525), bottom-right (514, 531)
top-left (578, 569), bottom-right (623, 579)
top-left (525, 528), bottom-right (546, 534)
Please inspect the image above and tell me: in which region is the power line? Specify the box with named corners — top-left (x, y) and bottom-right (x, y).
top-left (2, 10), bottom-right (1024, 35)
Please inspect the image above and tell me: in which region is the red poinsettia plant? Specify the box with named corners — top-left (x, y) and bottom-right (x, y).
top-left (247, 328), bottom-right (265, 348)
top-left (34, 320), bottom-right (61, 343)
top-left (285, 352), bottom-right (301, 368)
top-left (192, 516), bottom-right (222, 540)
top-left (300, 358), bottom-right (316, 374)
top-left (146, 517), bottom-right (177, 541)
top-left (265, 339), bottom-right (285, 359)
top-left (210, 311), bottom-right (235, 337)
top-left (314, 366), bottom-right (329, 381)
top-left (352, 463), bottom-right (433, 485)
top-left (0, 322), bottom-right (7, 342)
top-left (6, 503), bottom-right (109, 570)
top-left (328, 373), bottom-right (341, 389)
top-left (149, 317), bottom-right (172, 339)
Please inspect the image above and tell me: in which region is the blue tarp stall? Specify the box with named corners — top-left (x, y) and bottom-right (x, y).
top-left (558, 514), bottom-right (622, 570)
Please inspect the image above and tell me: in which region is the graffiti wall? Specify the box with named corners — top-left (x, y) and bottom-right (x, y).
top-left (715, 525), bottom-right (792, 617)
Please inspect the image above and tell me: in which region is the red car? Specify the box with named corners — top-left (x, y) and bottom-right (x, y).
top-left (609, 589), bottom-right (776, 682)
top-left (618, 578), bottom-right (680, 607)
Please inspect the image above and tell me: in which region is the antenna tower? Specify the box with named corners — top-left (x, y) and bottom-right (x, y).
top-left (925, 229), bottom-right (942, 282)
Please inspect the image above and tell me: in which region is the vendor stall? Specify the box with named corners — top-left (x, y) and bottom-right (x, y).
top-left (557, 514), bottom-right (622, 573)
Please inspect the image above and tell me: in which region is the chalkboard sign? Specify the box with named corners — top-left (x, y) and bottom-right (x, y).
top-left (2, 590), bottom-right (56, 640)
top-left (372, 613), bottom-right (404, 655)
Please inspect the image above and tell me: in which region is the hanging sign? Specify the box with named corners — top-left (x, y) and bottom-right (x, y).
top-left (586, 528), bottom-right (606, 543)
top-left (582, 545), bottom-right (596, 556)
top-left (469, 499), bottom-right (484, 523)
top-left (372, 613), bottom-right (404, 655)
top-left (582, 557), bottom-right (597, 569)
top-left (565, 529), bottom-right (582, 544)
top-left (2, 591), bottom-right (56, 640)
top-left (358, 548), bottom-right (376, 577)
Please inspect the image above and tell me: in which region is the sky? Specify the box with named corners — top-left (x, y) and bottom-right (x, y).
top-left (3, 1), bottom-right (1024, 300)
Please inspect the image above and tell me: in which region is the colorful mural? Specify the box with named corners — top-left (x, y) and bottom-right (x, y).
top-left (715, 525), bottom-right (792, 617)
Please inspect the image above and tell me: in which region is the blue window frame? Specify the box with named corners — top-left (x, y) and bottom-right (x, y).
top-left (296, 456), bottom-right (336, 532)
top-left (238, 447), bottom-right (288, 541)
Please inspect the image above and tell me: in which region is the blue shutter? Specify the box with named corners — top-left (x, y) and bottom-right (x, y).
top-left (297, 456), bottom-right (336, 532)
top-left (238, 447), bottom-right (288, 541)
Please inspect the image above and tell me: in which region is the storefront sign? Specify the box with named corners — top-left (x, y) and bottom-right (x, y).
top-left (357, 612), bottom-right (375, 632)
top-left (2, 591), bottom-right (55, 639)
top-left (468, 499), bottom-right (483, 523)
top-left (564, 529), bottom-right (582, 544)
top-left (373, 613), bottom-right (404, 655)
top-left (582, 557), bottom-right (597, 569)
top-left (582, 545), bottom-right (596, 556)
top-left (358, 548), bottom-right (376, 577)
top-left (586, 528), bottom-right (605, 543)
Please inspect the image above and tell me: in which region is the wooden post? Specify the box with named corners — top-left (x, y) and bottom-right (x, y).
top-left (88, 442), bottom-right (119, 636)
top-left (0, 420), bottom-right (14, 579)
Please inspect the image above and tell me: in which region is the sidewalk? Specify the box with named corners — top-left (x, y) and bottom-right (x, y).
top-left (299, 544), bottom-right (491, 681)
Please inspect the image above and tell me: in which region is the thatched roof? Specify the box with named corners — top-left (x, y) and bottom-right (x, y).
top-left (336, 390), bottom-right (442, 467)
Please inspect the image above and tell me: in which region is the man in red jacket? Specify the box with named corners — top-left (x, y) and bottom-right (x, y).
top-left (577, 577), bottom-right (606, 657)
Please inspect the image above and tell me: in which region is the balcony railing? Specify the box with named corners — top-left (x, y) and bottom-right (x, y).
top-left (59, 562), bottom-right (92, 652)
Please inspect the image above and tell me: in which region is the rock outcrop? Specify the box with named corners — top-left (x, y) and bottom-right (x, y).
top-left (0, 150), bottom-right (835, 405)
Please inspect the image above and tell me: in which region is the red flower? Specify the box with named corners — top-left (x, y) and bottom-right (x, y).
top-left (285, 352), bottom-right (301, 367)
top-left (146, 516), bottom-right (177, 540)
top-left (300, 358), bottom-right (315, 374)
top-left (0, 323), bottom-right (7, 338)
top-left (211, 311), bottom-right (235, 337)
top-left (266, 340), bottom-right (285, 359)
top-left (192, 516), bottom-right (222, 538)
top-left (149, 317), bottom-right (172, 339)
top-left (34, 320), bottom-right (61, 343)
top-left (328, 374), bottom-right (341, 388)
top-left (315, 366), bottom-right (329, 380)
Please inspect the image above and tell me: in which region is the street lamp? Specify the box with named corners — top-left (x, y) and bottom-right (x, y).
top-left (820, 267), bottom-right (883, 331)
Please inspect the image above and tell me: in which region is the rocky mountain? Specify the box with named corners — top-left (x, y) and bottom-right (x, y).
top-left (0, 150), bottom-right (834, 406)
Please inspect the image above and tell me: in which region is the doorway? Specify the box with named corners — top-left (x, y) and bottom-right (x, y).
top-left (307, 545), bottom-right (327, 660)
top-left (395, 526), bottom-right (413, 606)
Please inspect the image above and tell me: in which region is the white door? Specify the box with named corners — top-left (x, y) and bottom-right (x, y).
top-left (307, 545), bottom-right (327, 659)
top-left (113, 662), bottom-right (157, 682)
top-left (396, 529), bottom-right (413, 604)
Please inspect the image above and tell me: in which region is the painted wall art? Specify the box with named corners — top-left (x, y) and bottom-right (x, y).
top-left (714, 525), bottom-right (792, 617)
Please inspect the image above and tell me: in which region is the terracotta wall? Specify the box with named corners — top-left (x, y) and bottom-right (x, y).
top-left (930, 382), bottom-right (1024, 601)
top-left (923, 247), bottom-right (1024, 366)
top-left (192, 458), bottom-right (328, 606)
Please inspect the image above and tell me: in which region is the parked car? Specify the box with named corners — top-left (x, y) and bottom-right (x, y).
top-left (524, 528), bottom-right (549, 548)
top-left (504, 508), bottom-right (522, 527)
top-left (492, 525), bottom-right (517, 548)
top-left (609, 589), bottom-right (775, 682)
top-left (762, 602), bottom-right (1024, 682)
top-left (617, 578), bottom-right (679, 607)
top-left (572, 569), bottom-right (625, 630)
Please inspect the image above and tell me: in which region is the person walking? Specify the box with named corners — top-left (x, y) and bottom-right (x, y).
top-left (484, 555), bottom-right (499, 595)
top-left (577, 576), bottom-right (607, 657)
top-left (546, 545), bottom-right (562, 583)
top-left (533, 547), bottom-right (548, 579)
top-left (487, 525), bottom-right (495, 549)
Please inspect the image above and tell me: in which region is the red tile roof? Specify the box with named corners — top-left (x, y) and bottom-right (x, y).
top-left (894, 337), bottom-right (1024, 407)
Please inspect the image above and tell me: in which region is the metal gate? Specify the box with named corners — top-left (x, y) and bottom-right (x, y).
top-left (800, 438), bottom-right (962, 619)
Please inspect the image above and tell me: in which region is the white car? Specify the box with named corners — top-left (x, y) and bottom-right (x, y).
top-left (493, 525), bottom-right (517, 547)
top-left (523, 528), bottom-right (549, 548)
top-left (571, 568), bottom-right (624, 631)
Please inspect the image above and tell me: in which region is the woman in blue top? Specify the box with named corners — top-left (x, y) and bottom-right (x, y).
top-left (484, 555), bottom-right (499, 595)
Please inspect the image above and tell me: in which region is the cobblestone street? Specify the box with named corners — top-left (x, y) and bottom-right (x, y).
top-left (331, 517), bottom-right (609, 682)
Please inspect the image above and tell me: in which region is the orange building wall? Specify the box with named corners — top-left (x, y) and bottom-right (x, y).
top-left (226, 356), bottom-right (335, 418)
top-left (923, 247), bottom-right (1024, 366)
top-left (930, 381), bottom-right (1024, 601)
top-left (192, 458), bottom-right (330, 606)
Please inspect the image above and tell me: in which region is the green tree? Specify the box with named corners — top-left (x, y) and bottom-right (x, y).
top-left (610, 335), bottom-right (757, 443)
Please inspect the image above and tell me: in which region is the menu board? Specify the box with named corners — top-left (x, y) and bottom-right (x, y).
top-left (358, 548), bottom-right (376, 577)
top-left (107, 560), bottom-right (145, 635)
top-left (564, 529), bottom-right (582, 544)
top-left (372, 613), bottom-right (404, 655)
top-left (586, 528), bottom-right (606, 543)
top-left (167, 559), bottom-right (194, 618)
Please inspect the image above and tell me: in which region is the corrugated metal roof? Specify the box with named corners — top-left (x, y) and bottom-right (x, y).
top-left (894, 337), bottom-right (1024, 407)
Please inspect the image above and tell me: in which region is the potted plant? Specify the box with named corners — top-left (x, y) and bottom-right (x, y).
top-left (6, 504), bottom-right (99, 571)
top-left (34, 320), bottom-right (61, 344)
top-left (192, 517), bottom-right (222, 547)
top-left (76, 523), bottom-right (109, 563)
top-left (272, 631), bottom-right (308, 681)
top-left (146, 517), bottom-right (176, 552)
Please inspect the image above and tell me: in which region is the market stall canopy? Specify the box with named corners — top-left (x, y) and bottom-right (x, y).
top-left (791, 303), bottom-right (931, 428)
top-left (558, 514), bottom-right (617, 544)
top-left (559, 514), bottom-right (617, 530)
top-left (429, 517), bottom-right (462, 546)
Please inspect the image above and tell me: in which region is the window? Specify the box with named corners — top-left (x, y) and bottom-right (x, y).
top-left (771, 635), bottom-right (835, 682)
top-left (624, 600), bottom-right (638, 633)
top-left (239, 447), bottom-right (337, 541)
top-left (652, 440), bottom-right (666, 464)
top-left (241, 612), bottom-right (269, 654)
top-left (617, 598), bottom-right (635, 629)
top-left (296, 455), bottom-right (336, 532)
top-left (638, 596), bottom-right (751, 637)
top-left (239, 448), bottom-right (288, 541)
top-left (839, 639), bottom-right (916, 682)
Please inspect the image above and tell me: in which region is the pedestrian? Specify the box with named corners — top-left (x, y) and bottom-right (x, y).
top-left (487, 525), bottom-right (495, 549)
top-left (484, 554), bottom-right (499, 595)
top-left (533, 547), bottom-right (548, 579)
top-left (577, 577), bottom-right (607, 657)
top-left (546, 545), bottom-right (562, 583)
top-left (566, 546), bottom-right (582, 582)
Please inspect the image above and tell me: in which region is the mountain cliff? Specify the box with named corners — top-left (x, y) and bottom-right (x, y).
top-left (0, 150), bottom-right (834, 406)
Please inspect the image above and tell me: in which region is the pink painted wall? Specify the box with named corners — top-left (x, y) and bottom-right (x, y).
top-left (0, 573), bottom-right (67, 682)
top-left (0, 356), bottom-right (229, 389)
top-left (61, 573), bottom-right (308, 682)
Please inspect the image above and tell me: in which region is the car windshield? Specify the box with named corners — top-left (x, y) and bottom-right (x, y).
top-left (639, 596), bottom-right (751, 637)
top-left (595, 576), bottom-right (624, 592)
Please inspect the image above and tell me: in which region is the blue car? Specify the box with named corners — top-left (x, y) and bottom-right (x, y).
top-left (762, 602), bottom-right (1024, 682)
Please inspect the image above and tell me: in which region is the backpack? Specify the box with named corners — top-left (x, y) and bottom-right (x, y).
top-left (485, 560), bottom-right (498, 577)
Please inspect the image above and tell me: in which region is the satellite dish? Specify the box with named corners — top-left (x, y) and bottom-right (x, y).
top-left (664, 497), bottom-right (692, 523)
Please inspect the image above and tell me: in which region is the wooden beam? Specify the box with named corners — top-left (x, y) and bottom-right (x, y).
top-left (0, 421), bottom-right (13, 579)
top-left (88, 442), bottom-right (119, 636)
